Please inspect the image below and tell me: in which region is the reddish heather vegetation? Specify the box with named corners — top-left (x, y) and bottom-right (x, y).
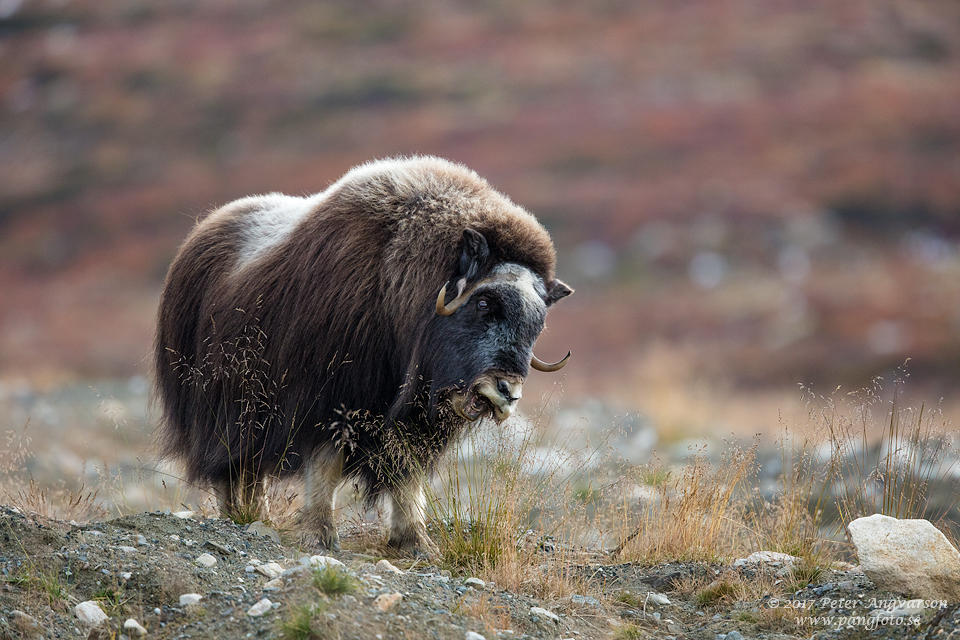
top-left (1, 0), bottom-right (959, 399)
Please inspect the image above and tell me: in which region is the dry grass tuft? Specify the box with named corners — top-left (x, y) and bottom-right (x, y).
top-left (1, 424), bottom-right (107, 522)
top-left (611, 437), bottom-right (760, 564)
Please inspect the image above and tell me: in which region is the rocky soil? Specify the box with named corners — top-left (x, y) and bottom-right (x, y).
top-left (1, 506), bottom-right (959, 639)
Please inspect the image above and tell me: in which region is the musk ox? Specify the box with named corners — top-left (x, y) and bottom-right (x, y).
top-left (154, 155), bottom-right (572, 555)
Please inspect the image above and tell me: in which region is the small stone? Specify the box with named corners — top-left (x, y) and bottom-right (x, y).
top-left (195, 552), bottom-right (217, 568)
top-left (465, 632), bottom-right (487, 640)
top-left (179, 593), bottom-right (203, 606)
top-left (245, 521), bottom-right (281, 543)
top-left (530, 606), bottom-right (559, 623)
top-left (724, 631), bottom-right (745, 640)
top-left (247, 598), bottom-right (273, 617)
top-left (11, 610), bottom-right (39, 628)
top-left (255, 562), bottom-right (284, 579)
top-left (463, 577), bottom-right (485, 589)
top-left (115, 545), bottom-right (139, 554)
top-left (281, 565), bottom-right (311, 579)
top-left (263, 577), bottom-right (284, 589)
top-left (75, 601), bottom-right (109, 626)
top-left (173, 510), bottom-right (196, 519)
top-left (136, 535), bottom-right (149, 546)
top-left (204, 540), bottom-right (234, 555)
top-left (309, 555), bottom-right (346, 569)
top-left (123, 618), bottom-right (148, 636)
top-left (376, 559), bottom-right (403, 574)
top-left (568, 594), bottom-right (602, 608)
top-left (646, 592), bottom-right (671, 606)
top-left (373, 592), bottom-right (403, 612)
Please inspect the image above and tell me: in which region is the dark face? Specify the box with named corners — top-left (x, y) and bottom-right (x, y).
top-left (410, 228), bottom-right (572, 423)
top-left (428, 263), bottom-right (551, 422)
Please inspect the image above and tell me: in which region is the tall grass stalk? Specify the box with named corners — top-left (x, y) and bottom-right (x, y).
top-left (425, 395), bottom-right (604, 596)
top-left (812, 377), bottom-right (960, 537)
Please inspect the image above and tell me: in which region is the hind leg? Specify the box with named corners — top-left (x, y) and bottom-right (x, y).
top-left (298, 446), bottom-right (343, 550)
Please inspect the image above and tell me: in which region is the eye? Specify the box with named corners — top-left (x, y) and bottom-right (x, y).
top-left (477, 299), bottom-right (489, 311)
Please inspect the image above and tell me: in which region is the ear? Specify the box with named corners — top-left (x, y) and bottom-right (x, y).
top-left (545, 278), bottom-right (573, 306)
top-left (455, 228), bottom-right (489, 284)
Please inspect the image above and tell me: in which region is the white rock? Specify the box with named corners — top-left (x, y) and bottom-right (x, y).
top-left (530, 606), bottom-right (559, 623)
top-left (75, 601), bottom-right (108, 626)
top-left (464, 577), bottom-right (486, 589)
top-left (179, 593), bottom-right (203, 606)
top-left (308, 555), bottom-right (346, 569)
top-left (646, 592), bottom-right (671, 606)
top-left (255, 562), bottom-right (284, 579)
top-left (247, 598), bottom-right (273, 617)
top-left (123, 618), bottom-right (148, 636)
top-left (115, 545), bottom-right (139, 554)
top-left (195, 552), bottom-right (217, 568)
top-left (263, 577), bottom-right (284, 589)
top-left (376, 559), bottom-right (403, 574)
top-left (173, 510), bottom-right (196, 519)
top-left (847, 514), bottom-right (960, 601)
top-left (733, 551), bottom-right (800, 567)
top-left (465, 632), bottom-right (487, 640)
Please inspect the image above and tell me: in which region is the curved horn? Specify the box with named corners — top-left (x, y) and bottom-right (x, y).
top-left (435, 284), bottom-right (472, 317)
top-left (530, 351), bottom-right (571, 372)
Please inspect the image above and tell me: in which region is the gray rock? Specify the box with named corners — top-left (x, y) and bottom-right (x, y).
top-left (530, 606), bottom-right (559, 623)
top-left (245, 520), bottom-right (281, 543)
top-left (568, 594), bottom-right (603, 609)
top-left (847, 514), bottom-right (960, 601)
top-left (11, 610), bottom-right (40, 629)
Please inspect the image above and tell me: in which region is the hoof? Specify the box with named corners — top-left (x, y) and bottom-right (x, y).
top-left (386, 535), bottom-right (439, 561)
top-left (300, 529), bottom-right (341, 552)
top-left (295, 514), bottom-right (340, 551)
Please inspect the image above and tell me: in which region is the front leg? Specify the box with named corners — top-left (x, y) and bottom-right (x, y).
top-left (298, 446), bottom-right (343, 551)
top-left (386, 480), bottom-right (438, 558)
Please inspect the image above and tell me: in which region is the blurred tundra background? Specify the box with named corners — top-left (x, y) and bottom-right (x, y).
top-left (1, 0), bottom-right (959, 513)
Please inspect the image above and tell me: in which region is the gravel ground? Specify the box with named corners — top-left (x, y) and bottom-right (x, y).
top-left (1, 506), bottom-right (958, 639)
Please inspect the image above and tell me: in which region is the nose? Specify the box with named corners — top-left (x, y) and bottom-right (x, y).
top-left (497, 378), bottom-right (521, 403)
